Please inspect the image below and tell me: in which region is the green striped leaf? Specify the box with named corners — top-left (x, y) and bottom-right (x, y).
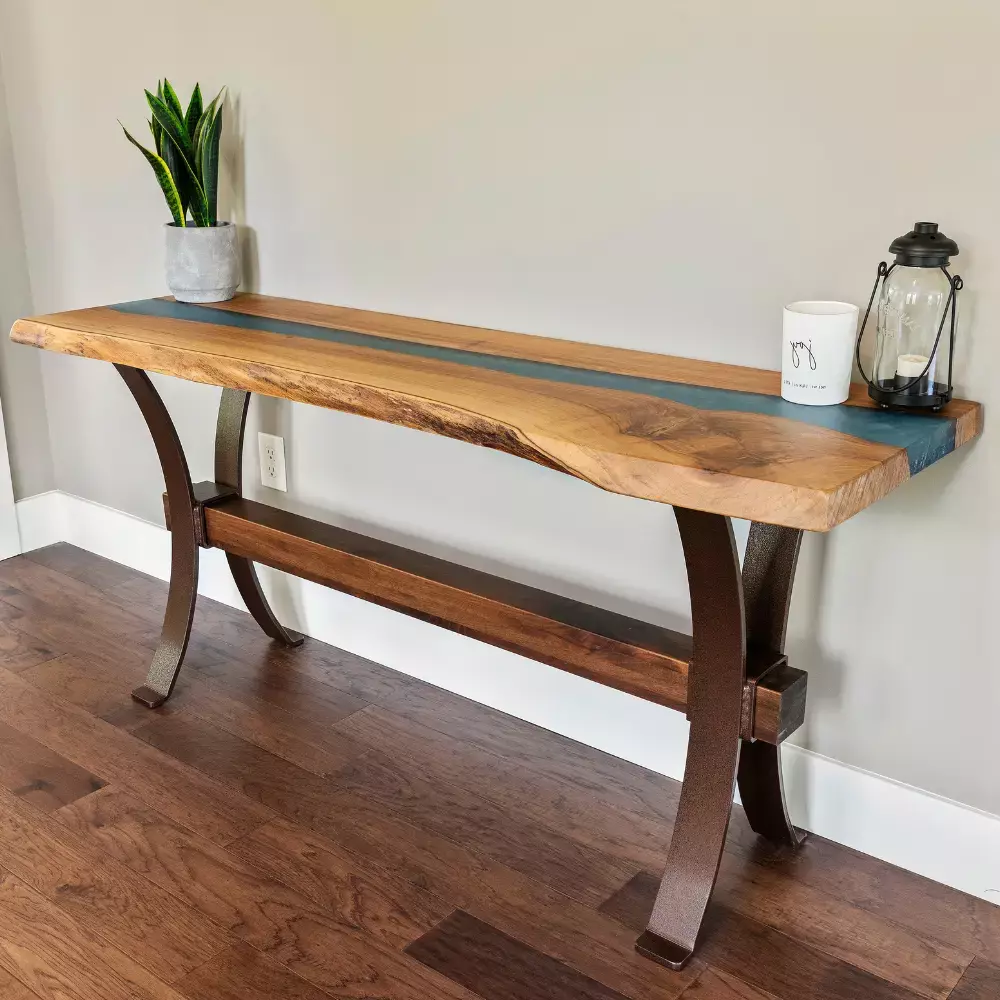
top-left (121, 123), bottom-right (184, 227)
top-left (199, 100), bottom-right (223, 224)
top-left (145, 89), bottom-right (193, 160)
top-left (193, 88), bottom-right (223, 176)
top-left (145, 90), bottom-right (210, 225)
top-left (152, 80), bottom-right (166, 155)
top-left (184, 83), bottom-right (203, 141)
top-left (162, 79), bottom-right (187, 139)
top-left (148, 117), bottom-right (163, 157)
top-left (161, 132), bottom-right (191, 221)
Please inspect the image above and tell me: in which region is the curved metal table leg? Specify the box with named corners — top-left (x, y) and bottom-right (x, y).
top-left (636, 507), bottom-right (746, 970)
top-left (116, 366), bottom-right (200, 709)
top-left (737, 522), bottom-right (805, 847)
top-left (215, 388), bottom-right (303, 647)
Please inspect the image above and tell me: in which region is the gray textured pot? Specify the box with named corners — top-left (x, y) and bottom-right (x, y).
top-left (164, 221), bottom-right (241, 303)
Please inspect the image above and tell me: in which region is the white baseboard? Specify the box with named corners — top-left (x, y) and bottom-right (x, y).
top-left (15, 489), bottom-right (1000, 907)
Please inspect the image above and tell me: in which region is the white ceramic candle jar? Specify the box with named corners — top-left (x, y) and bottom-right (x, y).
top-left (781, 301), bottom-right (859, 406)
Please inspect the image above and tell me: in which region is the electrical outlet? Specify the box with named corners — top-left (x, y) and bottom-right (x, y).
top-left (258, 432), bottom-right (287, 491)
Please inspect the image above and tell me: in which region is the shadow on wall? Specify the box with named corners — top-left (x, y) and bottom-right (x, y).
top-left (216, 90), bottom-right (259, 293)
top-left (786, 530), bottom-right (844, 760)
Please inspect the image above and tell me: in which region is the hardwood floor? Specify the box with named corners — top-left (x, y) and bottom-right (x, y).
top-left (0, 543), bottom-right (994, 1000)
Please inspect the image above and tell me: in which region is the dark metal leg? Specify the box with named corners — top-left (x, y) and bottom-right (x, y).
top-left (116, 366), bottom-right (200, 708)
top-left (214, 388), bottom-right (303, 647)
top-left (636, 508), bottom-right (746, 970)
top-left (737, 522), bottom-right (805, 847)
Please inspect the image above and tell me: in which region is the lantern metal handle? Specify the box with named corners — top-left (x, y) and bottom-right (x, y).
top-left (854, 260), bottom-right (962, 397)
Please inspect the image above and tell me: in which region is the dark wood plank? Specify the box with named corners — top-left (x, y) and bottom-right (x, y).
top-left (678, 969), bottom-right (782, 999)
top-left (406, 909), bottom-right (633, 1000)
top-left (336, 704), bottom-right (670, 869)
top-left (56, 784), bottom-right (449, 950)
top-left (948, 959), bottom-right (1000, 1000)
top-left (325, 749), bottom-right (640, 907)
top-left (0, 718), bottom-right (105, 813)
top-left (175, 942), bottom-right (342, 1000)
top-left (0, 667), bottom-right (272, 844)
top-left (0, 560), bottom-right (157, 646)
top-left (600, 873), bottom-right (928, 1000)
top-left (130, 711), bottom-right (636, 906)
top-left (25, 542), bottom-right (149, 593)
top-left (160, 609), bottom-right (685, 831)
top-left (54, 785), bottom-right (469, 999)
top-left (0, 620), bottom-right (59, 674)
top-left (1, 606), bottom-right (150, 679)
top-left (734, 832), bottom-right (1000, 966)
top-left (127, 712), bottom-right (365, 826)
top-left (22, 651), bottom-right (356, 776)
top-left (711, 861), bottom-right (970, 998)
top-left (232, 816), bottom-right (698, 1000)
top-left (18, 653), bottom-right (143, 720)
top-left (164, 637), bottom-right (371, 733)
top-left (0, 789), bottom-right (230, 983)
top-left (379, 675), bottom-right (684, 826)
top-left (0, 871), bottom-right (195, 1000)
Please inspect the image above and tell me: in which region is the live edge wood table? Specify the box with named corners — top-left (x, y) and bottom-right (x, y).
top-left (11, 294), bottom-right (983, 970)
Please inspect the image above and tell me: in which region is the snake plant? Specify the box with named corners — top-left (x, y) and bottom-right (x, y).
top-left (121, 80), bottom-right (226, 227)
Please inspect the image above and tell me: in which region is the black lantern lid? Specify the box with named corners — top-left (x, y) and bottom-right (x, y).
top-left (889, 221), bottom-right (958, 267)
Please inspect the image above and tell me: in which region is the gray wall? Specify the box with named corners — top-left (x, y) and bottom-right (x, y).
top-left (0, 52), bottom-right (53, 498)
top-left (0, 1), bottom-right (996, 812)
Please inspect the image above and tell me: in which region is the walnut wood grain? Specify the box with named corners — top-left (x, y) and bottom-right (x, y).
top-left (11, 296), bottom-right (982, 530)
top-left (0, 719), bottom-right (105, 813)
top-left (54, 785), bottom-right (467, 1000)
top-left (233, 818), bottom-right (698, 1000)
top-left (130, 711), bottom-right (639, 908)
top-left (678, 968), bottom-right (783, 999)
top-left (176, 942), bottom-right (350, 1000)
top-left (201, 496), bottom-right (803, 743)
top-left (406, 909), bottom-right (633, 1000)
top-left (0, 873), bottom-right (193, 1000)
top-left (0, 668), bottom-right (271, 845)
top-left (947, 959), bottom-right (1000, 1000)
top-left (0, 620), bottom-right (59, 674)
top-left (0, 788), bottom-right (229, 983)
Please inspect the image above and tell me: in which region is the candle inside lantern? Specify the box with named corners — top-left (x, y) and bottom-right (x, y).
top-left (896, 353), bottom-right (929, 378)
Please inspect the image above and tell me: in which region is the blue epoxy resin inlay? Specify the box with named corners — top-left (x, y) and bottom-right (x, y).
top-left (111, 298), bottom-right (956, 475)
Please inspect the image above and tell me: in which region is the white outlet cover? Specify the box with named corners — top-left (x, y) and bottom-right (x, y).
top-left (257, 432), bottom-right (287, 491)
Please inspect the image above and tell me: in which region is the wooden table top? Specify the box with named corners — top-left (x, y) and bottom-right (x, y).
top-left (11, 294), bottom-right (982, 531)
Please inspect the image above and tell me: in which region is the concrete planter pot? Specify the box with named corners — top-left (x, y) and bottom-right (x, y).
top-left (165, 222), bottom-right (241, 303)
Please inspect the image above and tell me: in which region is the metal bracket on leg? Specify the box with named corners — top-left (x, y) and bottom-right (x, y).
top-left (214, 388), bottom-right (303, 647)
top-left (116, 365), bottom-right (201, 709)
top-left (637, 507), bottom-right (747, 970)
top-left (737, 522), bottom-right (806, 848)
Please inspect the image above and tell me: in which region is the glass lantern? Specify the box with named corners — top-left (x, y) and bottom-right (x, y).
top-left (855, 222), bottom-right (962, 410)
